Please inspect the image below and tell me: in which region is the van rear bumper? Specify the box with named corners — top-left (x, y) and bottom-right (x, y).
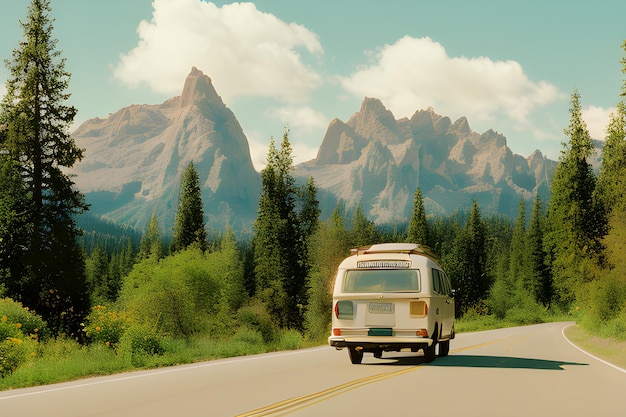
top-left (329, 335), bottom-right (433, 351)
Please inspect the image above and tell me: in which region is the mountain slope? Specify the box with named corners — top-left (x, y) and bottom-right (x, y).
top-left (294, 98), bottom-right (556, 222)
top-left (72, 67), bottom-right (261, 232)
top-left (71, 72), bottom-right (559, 234)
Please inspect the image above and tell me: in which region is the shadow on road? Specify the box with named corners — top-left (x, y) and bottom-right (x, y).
top-left (427, 355), bottom-right (589, 370)
top-left (369, 354), bottom-right (589, 370)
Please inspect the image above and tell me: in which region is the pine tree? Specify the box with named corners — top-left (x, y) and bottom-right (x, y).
top-left (253, 128), bottom-right (318, 330)
top-left (305, 202), bottom-right (349, 338)
top-left (545, 89), bottom-right (607, 307)
top-left (138, 213), bottom-right (163, 260)
top-left (350, 205), bottom-right (379, 247)
top-left (172, 162), bottom-right (207, 252)
top-left (527, 195), bottom-right (551, 305)
top-left (298, 176), bottom-right (321, 290)
top-left (0, 0), bottom-right (89, 334)
top-left (447, 198), bottom-right (489, 315)
top-left (406, 187), bottom-right (430, 246)
top-left (509, 198), bottom-right (529, 289)
top-left (85, 245), bottom-right (110, 304)
top-left (596, 41), bottom-right (626, 215)
top-left (0, 157), bottom-right (30, 296)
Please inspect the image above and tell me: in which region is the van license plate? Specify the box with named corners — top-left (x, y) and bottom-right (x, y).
top-left (369, 302), bottom-right (394, 314)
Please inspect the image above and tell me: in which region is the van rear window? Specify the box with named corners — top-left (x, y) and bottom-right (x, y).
top-left (343, 269), bottom-right (421, 293)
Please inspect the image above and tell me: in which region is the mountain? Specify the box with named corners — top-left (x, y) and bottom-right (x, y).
top-left (294, 98), bottom-right (556, 223)
top-left (71, 67), bottom-right (261, 233)
top-left (71, 70), bottom-right (559, 234)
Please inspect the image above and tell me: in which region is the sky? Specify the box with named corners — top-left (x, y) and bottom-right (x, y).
top-left (1, 0), bottom-right (624, 171)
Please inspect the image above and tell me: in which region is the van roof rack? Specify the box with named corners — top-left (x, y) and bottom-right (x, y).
top-left (350, 243), bottom-right (437, 258)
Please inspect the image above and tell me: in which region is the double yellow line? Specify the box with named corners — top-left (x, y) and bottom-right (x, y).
top-left (236, 339), bottom-right (503, 416)
top-left (235, 366), bottom-right (418, 417)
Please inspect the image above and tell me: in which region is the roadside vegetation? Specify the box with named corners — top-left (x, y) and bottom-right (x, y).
top-left (1, 1), bottom-right (625, 389)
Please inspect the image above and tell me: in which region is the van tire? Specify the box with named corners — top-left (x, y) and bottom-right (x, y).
top-left (424, 325), bottom-right (438, 362)
top-left (438, 339), bottom-right (450, 357)
top-left (423, 342), bottom-right (436, 362)
top-left (348, 347), bottom-right (363, 364)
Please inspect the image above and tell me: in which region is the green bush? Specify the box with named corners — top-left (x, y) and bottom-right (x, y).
top-left (119, 325), bottom-right (164, 367)
top-left (0, 297), bottom-right (50, 342)
top-left (119, 250), bottom-right (222, 338)
top-left (84, 305), bottom-right (132, 348)
top-left (603, 310), bottom-right (626, 341)
top-left (0, 338), bottom-right (27, 377)
top-left (584, 274), bottom-right (626, 323)
top-left (236, 300), bottom-right (277, 344)
top-left (277, 329), bottom-right (304, 350)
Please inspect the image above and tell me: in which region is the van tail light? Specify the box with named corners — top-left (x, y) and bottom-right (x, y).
top-left (333, 328), bottom-right (342, 336)
top-left (416, 329), bottom-right (428, 337)
top-left (334, 300), bottom-right (354, 319)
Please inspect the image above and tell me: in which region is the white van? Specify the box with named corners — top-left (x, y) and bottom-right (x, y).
top-left (328, 243), bottom-right (455, 364)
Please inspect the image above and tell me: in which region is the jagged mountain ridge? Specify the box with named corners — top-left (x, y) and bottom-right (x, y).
top-left (294, 98), bottom-right (555, 223)
top-left (71, 68), bottom-right (557, 233)
top-left (72, 67), bottom-right (261, 232)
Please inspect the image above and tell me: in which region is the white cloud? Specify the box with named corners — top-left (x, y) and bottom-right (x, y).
top-left (583, 105), bottom-right (616, 140)
top-left (113, 0), bottom-right (323, 103)
top-left (264, 105), bottom-right (328, 132)
top-left (340, 36), bottom-right (564, 134)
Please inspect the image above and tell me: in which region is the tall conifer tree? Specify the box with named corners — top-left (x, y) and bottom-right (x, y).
top-left (350, 205), bottom-right (379, 247)
top-left (509, 198), bottom-right (529, 289)
top-left (448, 198), bottom-right (489, 315)
top-left (545, 89), bottom-right (607, 307)
top-left (0, 157), bottom-right (30, 295)
top-left (527, 195), bottom-right (551, 305)
top-left (0, 0), bottom-right (89, 334)
top-left (172, 162), bottom-right (207, 252)
top-left (596, 41), bottom-right (626, 215)
top-left (138, 213), bottom-right (163, 260)
top-left (253, 128), bottom-right (319, 330)
top-left (406, 187), bottom-right (430, 246)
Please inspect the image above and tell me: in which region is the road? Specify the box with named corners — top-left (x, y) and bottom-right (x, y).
top-left (1, 322), bottom-right (624, 416)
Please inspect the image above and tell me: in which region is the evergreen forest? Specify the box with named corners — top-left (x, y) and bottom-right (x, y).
top-left (0, 0), bottom-right (625, 384)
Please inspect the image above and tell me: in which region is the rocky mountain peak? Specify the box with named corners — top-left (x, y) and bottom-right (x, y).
top-left (449, 116), bottom-right (471, 136)
top-left (347, 97), bottom-right (403, 145)
top-left (180, 66), bottom-right (224, 108)
top-left (71, 66), bottom-right (260, 232)
top-left (294, 101), bottom-right (556, 223)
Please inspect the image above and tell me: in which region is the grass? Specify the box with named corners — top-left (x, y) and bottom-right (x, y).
top-left (457, 312), bottom-right (626, 372)
top-left (0, 328), bottom-right (305, 391)
top-left (2, 315), bottom-right (624, 391)
top-left (564, 324), bottom-right (626, 371)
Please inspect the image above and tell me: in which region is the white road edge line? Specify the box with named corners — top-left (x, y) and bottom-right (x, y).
top-left (0, 346), bottom-right (328, 400)
top-left (561, 323), bottom-right (626, 374)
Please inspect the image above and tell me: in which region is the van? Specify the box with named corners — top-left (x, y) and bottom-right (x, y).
top-left (328, 243), bottom-right (455, 364)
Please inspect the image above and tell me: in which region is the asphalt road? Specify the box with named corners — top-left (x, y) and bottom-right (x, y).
top-left (1, 322), bottom-right (624, 416)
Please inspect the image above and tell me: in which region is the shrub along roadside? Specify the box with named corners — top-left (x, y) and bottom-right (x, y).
top-left (2, 302), bottom-right (623, 390)
top-left (0, 325), bottom-right (306, 390)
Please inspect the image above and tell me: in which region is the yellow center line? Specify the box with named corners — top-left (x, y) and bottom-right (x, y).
top-left (235, 338), bottom-right (504, 417)
top-left (235, 367), bottom-right (418, 417)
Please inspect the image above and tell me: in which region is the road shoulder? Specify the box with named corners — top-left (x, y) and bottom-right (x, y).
top-left (563, 324), bottom-right (626, 372)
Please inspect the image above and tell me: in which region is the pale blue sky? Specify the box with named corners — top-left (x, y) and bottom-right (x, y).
top-left (1, 0), bottom-right (624, 170)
